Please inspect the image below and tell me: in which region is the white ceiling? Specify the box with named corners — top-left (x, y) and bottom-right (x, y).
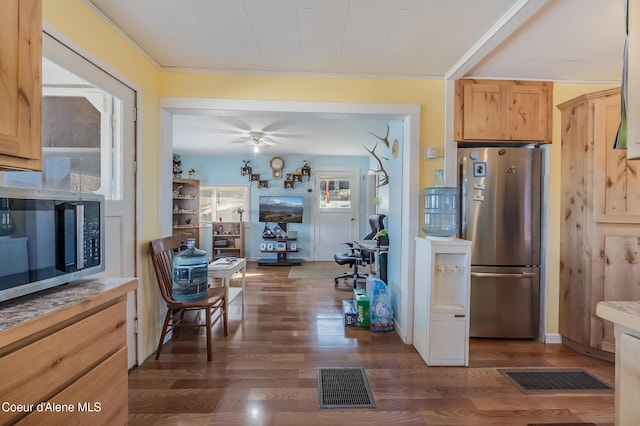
top-left (83, 0), bottom-right (626, 156)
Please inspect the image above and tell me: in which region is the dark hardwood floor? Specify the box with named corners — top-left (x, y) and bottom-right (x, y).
top-left (128, 262), bottom-right (614, 425)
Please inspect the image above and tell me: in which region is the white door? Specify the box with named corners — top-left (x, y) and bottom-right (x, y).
top-left (43, 34), bottom-right (137, 368)
top-left (313, 169), bottom-right (359, 261)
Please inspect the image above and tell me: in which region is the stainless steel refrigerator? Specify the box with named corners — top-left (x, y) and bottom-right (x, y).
top-left (458, 147), bottom-right (541, 338)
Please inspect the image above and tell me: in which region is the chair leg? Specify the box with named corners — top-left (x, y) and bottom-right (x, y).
top-left (205, 307), bottom-right (212, 361)
top-left (156, 308), bottom-right (173, 360)
top-left (222, 297), bottom-right (228, 336)
top-left (174, 308), bottom-right (186, 338)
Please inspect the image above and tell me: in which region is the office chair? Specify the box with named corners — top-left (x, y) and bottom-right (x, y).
top-left (333, 214), bottom-right (386, 288)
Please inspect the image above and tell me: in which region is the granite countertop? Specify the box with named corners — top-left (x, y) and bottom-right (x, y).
top-left (0, 277), bottom-right (137, 334)
top-left (596, 301), bottom-right (640, 333)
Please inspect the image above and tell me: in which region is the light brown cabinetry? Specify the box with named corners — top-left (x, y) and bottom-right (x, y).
top-left (172, 178), bottom-right (200, 247)
top-left (0, 278), bottom-right (136, 425)
top-left (558, 87), bottom-right (640, 356)
top-left (0, 0), bottom-right (42, 171)
top-left (454, 79), bottom-right (552, 143)
top-left (212, 221), bottom-right (244, 258)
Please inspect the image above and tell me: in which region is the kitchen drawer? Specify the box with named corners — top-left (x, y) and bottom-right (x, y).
top-left (0, 300), bottom-right (126, 425)
top-left (16, 348), bottom-right (128, 425)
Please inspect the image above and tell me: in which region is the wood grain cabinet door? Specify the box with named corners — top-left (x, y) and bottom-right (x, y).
top-left (0, 0), bottom-right (42, 171)
top-left (591, 90), bottom-right (640, 222)
top-left (461, 81), bottom-right (507, 140)
top-left (509, 83), bottom-right (551, 141)
top-left (592, 226), bottom-right (640, 352)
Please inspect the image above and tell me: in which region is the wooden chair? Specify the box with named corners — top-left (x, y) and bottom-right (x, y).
top-left (149, 235), bottom-right (227, 361)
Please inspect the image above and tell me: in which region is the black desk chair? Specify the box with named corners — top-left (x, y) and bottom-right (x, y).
top-left (333, 214), bottom-right (386, 288)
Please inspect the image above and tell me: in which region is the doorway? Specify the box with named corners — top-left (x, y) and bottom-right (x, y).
top-left (312, 168), bottom-right (359, 261)
top-left (160, 98), bottom-right (420, 344)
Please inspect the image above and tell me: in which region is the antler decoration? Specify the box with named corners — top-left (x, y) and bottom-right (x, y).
top-left (365, 124), bottom-right (390, 187)
top-left (369, 124), bottom-right (390, 149)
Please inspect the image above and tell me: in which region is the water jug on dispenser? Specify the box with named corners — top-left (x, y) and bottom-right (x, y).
top-left (423, 170), bottom-right (459, 237)
top-left (172, 238), bottom-right (209, 301)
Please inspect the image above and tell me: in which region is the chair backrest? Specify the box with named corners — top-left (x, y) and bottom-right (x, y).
top-left (149, 235), bottom-right (184, 303)
top-left (364, 214), bottom-right (386, 240)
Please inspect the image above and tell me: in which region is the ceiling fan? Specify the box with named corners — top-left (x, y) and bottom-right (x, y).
top-left (232, 131), bottom-right (282, 152)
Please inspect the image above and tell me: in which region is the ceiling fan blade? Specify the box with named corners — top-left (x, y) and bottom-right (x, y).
top-left (261, 121), bottom-right (291, 133)
top-left (216, 116), bottom-right (252, 133)
top-left (263, 139), bottom-right (282, 146)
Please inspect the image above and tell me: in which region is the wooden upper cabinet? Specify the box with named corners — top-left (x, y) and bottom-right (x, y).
top-left (0, 0), bottom-right (42, 171)
top-left (454, 79), bottom-right (552, 143)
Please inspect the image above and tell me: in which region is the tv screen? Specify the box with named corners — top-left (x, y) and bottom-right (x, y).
top-left (259, 196), bottom-right (303, 223)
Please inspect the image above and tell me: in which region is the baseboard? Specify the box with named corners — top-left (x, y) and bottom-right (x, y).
top-left (562, 337), bottom-right (615, 362)
top-left (544, 333), bottom-right (562, 344)
top-left (392, 319), bottom-right (408, 343)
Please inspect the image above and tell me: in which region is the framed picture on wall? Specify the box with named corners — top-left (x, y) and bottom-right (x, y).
top-left (289, 242), bottom-right (297, 251)
top-left (266, 243), bottom-right (274, 251)
top-left (260, 243), bottom-right (266, 250)
top-left (276, 242), bottom-right (286, 251)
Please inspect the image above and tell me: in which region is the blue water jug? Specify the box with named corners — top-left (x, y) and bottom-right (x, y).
top-left (172, 238), bottom-right (209, 301)
top-left (423, 187), bottom-right (459, 237)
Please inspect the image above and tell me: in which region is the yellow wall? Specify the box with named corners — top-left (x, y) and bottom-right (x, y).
top-left (43, 0), bottom-right (621, 359)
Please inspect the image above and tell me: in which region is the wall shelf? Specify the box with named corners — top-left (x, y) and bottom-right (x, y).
top-left (172, 178), bottom-right (200, 246)
top-left (212, 221), bottom-right (244, 258)
top-left (258, 223), bottom-right (302, 266)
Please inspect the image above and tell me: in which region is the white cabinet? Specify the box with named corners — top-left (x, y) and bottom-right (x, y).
top-left (413, 237), bottom-right (471, 366)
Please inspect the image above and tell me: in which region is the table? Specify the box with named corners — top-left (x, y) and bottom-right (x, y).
top-left (208, 257), bottom-right (246, 310)
top-left (354, 239), bottom-right (389, 281)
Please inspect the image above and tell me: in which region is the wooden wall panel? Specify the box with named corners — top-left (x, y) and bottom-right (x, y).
top-left (559, 101), bottom-right (593, 344)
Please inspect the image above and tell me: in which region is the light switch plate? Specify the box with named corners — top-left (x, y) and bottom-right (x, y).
top-left (426, 147), bottom-right (438, 160)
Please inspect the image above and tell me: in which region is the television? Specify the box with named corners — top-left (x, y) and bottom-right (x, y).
top-left (259, 195), bottom-right (303, 223)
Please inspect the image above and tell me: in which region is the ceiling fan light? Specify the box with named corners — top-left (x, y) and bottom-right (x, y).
top-left (253, 145), bottom-right (259, 153)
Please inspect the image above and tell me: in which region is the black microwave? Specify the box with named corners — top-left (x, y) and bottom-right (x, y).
top-left (0, 188), bottom-right (104, 303)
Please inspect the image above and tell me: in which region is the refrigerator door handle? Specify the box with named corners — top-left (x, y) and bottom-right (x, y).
top-left (459, 155), bottom-right (468, 239)
top-left (471, 272), bottom-right (536, 279)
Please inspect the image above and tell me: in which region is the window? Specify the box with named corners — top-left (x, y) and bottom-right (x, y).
top-left (0, 55), bottom-right (124, 200)
top-left (199, 185), bottom-right (249, 222)
top-left (318, 178), bottom-right (352, 209)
